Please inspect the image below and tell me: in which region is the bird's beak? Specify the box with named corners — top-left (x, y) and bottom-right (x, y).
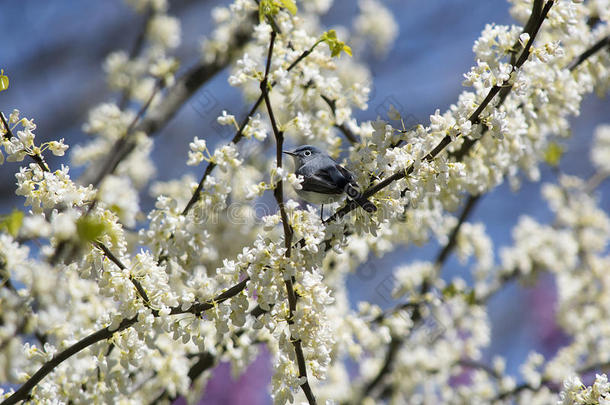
top-left (283, 150), bottom-right (296, 156)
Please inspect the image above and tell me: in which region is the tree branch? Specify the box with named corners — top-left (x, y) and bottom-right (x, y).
top-left (0, 276), bottom-right (251, 405)
top-left (1, 317), bottom-right (137, 405)
top-left (89, 78), bottom-right (164, 189)
top-left (454, 32), bottom-right (610, 161)
top-left (371, 193), bottom-right (482, 325)
top-left (95, 242), bottom-right (151, 305)
top-left (351, 4), bottom-right (556, 401)
top-left (118, 6), bottom-right (156, 110)
top-left (566, 34), bottom-right (610, 71)
top-left (435, 194), bottom-right (481, 268)
top-left (322, 0), bottom-right (555, 228)
top-left (261, 29), bottom-right (317, 405)
top-left (321, 95), bottom-right (359, 144)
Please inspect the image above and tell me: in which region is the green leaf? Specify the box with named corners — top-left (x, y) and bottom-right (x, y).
top-left (279, 0), bottom-right (297, 15)
top-left (258, 0), bottom-right (277, 22)
top-left (442, 283), bottom-right (458, 298)
top-left (0, 209), bottom-right (24, 237)
top-left (0, 70), bottom-right (8, 92)
top-left (466, 290), bottom-right (477, 306)
top-left (342, 44), bottom-right (352, 57)
top-left (76, 217), bottom-right (107, 243)
top-left (321, 29), bottom-right (352, 58)
top-left (544, 142), bottom-right (563, 167)
top-left (259, 0), bottom-right (297, 22)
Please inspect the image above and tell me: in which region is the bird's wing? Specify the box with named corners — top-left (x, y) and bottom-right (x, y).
top-left (297, 159), bottom-right (357, 195)
top-left (296, 162), bottom-right (342, 194)
top-left (300, 173), bottom-right (343, 194)
top-left (334, 164), bottom-right (357, 186)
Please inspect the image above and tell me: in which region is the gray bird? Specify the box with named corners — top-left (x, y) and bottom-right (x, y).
top-left (283, 145), bottom-right (377, 218)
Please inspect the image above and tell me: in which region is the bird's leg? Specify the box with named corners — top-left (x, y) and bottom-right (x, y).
top-left (320, 204), bottom-right (324, 221)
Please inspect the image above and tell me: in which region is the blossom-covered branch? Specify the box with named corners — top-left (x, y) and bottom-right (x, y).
top-left (261, 28), bottom-right (317, 405)
top-left (1, 276), bottom-right (251, 405)
top-left (324, 0), bottom-right (556, 228)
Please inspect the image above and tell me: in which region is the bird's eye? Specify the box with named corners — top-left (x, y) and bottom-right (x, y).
top-left (304, 150), bottom-right (311, 156)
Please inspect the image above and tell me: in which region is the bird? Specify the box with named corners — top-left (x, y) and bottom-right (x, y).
top-left (283, 145), bottom-right (377, 219)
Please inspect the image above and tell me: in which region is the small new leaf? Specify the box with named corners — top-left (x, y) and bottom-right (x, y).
top-left (321, 30), bottom-right (352, 58)
top-left (0, 209), bottom-right (24, 237)
top-left (466, 290), bottom-right (477, 306)
top-left (259, 0), bottom-right (297, 22)
top-left (442, 283), bottom-right (458, 298)
top-left (544, 142), bottom-right (563, 167)
top-left (279, 0), bottom-right (297, 15)
top-left (76, 217), bottom-right (107, 243)
top-left (0, 70), bottom-right (8, 92)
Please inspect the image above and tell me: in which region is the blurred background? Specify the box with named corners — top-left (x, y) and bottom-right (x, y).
top-left (1, 0), bottom-right (608, 403)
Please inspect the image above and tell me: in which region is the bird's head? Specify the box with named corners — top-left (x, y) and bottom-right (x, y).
top-left (283, 145), bottom-right (323, 166)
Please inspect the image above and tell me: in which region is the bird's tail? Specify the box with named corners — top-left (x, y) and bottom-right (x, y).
top-left (345, 184), bottom-right (377, 213)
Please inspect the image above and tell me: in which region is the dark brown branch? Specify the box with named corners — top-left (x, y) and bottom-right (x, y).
top-left (321, 95), bottom-right (359, 144)
top-left (352, 4), bottom-right (556, 401)
top-left (95, 242), bottom-right (151, 305)
top-left (454, 32), bottom-right (610, 162)
top-left (90, 79), bottom-right (163, 189)
top-left (181, 94), bottom-right (264, 215)
top-left (371, 193), bottom-right (482, 325)
top-left (173, 276), bottom-right (250, 316)
top-left (567, 34), bottom-right (610, 71)
top-left (476, 269), bottom-right (520, 304)
top-left (435, 194), bottom-right (481, 267)
top-left (1, 276), bottom-right (251, 405)
top-left (261, 30), bottom-right (317, 405)
top-left (458, 358), bottom-right (502, 379)
top-left (118, 7), bottom-right (156, 110)
top-left (361, 337), bottom-right (402, 399)
top-left (1, 317), bottom-right (137, 405)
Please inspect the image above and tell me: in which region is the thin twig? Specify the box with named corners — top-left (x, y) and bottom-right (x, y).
top-left (181, 36), bottom-right (326, 216)
top-left (118, 7), bottom-right (156, 109)
top-left (95, 242), bottom-right (151, 305)
top-left (90, 79), bottom-right (164, 189)
top-left (361, 337), bottom-right (402, 399)
top-left (0, 111), bottom-right (49, 172)
top-left (458, 358), bottom-right (502, 379)
top-left (181, 94), bottom-right (264, 215)
top-left (321, 95), bottom-right (359, 144)
top-left (435, 194), bottom-right (481, 267)
top-left (567, 34), bottom-right (609, 71)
